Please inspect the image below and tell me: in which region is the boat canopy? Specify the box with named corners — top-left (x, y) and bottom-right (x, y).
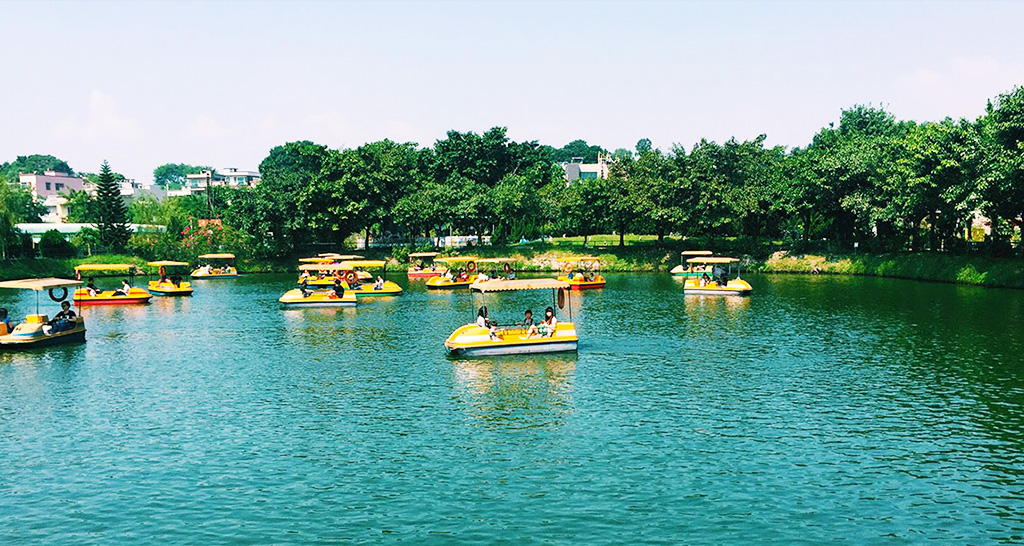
top-left (681, 250), bottom-right (714, 256)
top-left (299, 257), bottom-right (337, 263)
top-left (74, 263), bottom-right (137, 271)
top-left (686, 257), bottom-right (740, 264)
top-left (474, 279), bottom-right (570, 292)
top-left (409, 252), bottom-right (439, 258)
top-left (339, 260), bottom-right (387, 269)
top-left (0, 278), bottom-right (83, 291)
top-left (147, 260), bottom-right (190, 267)
top-left (198, 253), bottom-right (235, 259)
top-left (477, 257), bottom-right (517, 264)
top-left (436, 256), bottom-right (479, 264)
top-left (299, 263), bottom-right (347, 272)
top-left (320, 253), bottom-right (363, 260)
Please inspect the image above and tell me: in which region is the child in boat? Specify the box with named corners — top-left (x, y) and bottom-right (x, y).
top-left (86, 277), bottom-right (98, 297)
top-left (331, 278), bottom-right (344, 298)
top-left (527, 307), bottom-right (557, 338)
top-left (518, 309), bottom-right (534, 329)
top-left (373, 276), bottom-right (385, 290)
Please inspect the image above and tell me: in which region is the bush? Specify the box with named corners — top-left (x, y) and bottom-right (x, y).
top-left (38, 229), bottom-right (77, 258)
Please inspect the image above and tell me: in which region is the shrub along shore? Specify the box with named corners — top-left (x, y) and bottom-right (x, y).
top-left (1, 246), bottom-right (1022, 290)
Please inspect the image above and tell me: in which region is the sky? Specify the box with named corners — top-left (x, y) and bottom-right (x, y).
top-left (2, 0), bottom-right (1023, 184)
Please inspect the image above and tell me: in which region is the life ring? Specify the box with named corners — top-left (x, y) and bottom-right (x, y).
top-left (49, 287), bottom-right (68, 302)
top-left (158, 265), bottom-right (167, 278)
top-left (557, 287), bottom-right (566, 309)
top-left (75, 270), bottom-right (81, 281)
top-left (345, 271), bottom-right (357, 284)
top-left (503, 263), bottom-right (512, 273)
top-left (467, 261), bottom-right (477, 273)
top-left (562, 262), bottom-right (573, 274)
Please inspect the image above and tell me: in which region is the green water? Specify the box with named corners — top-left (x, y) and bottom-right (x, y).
top-left (1, 273), bottom-right (1022, 544)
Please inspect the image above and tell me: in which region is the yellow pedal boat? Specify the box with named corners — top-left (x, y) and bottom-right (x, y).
top-left (73, 264), bottom-right (153, 305)
top-left (297, 255), bottom-right (370, 286)
top-left (147, 260), bottom-right (193, 296)
top-left (556, 256), bottom-right (606, 290)
top-left (408, 252), bottom-right (447, 278)
top-left (444, 278), bottom-right (579, 356)
top-left (426, 256), bottom-right (481, 289)
top-left (682, 257), bottom-right (752, 296)
top-left (279, 288), bottom-right (357, 307)
top-left (0, 278), bottom-right (87, 349)
top-left (192, 253), bottom-right (238, 278)
top-left (299, 260), bottom-right (402, 297)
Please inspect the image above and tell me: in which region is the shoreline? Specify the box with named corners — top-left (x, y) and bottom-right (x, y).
top-left (1, 249), bottom-right (1022, 290)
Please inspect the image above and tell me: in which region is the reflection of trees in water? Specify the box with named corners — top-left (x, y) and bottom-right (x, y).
top-left (452, 357), bottom-right (576, 429)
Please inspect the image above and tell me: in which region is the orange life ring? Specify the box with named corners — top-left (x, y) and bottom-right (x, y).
top-left (503, 263), bottom-right (512, 273)
top-left (345, 271), bottom-right (357, 284)
top-left (562, 262), bottom-right (573, 274)
top-left (75, 270), bottom-right (81, 281)
top-left (467, 261), bottom-right (477, 272)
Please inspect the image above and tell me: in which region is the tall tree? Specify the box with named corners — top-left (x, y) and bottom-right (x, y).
top-left (3, 154), bottom-right (74, 179)
top-left (94, 161), bottom-right (131, 251)
top-left (152, 163), bottom-right (211, 187)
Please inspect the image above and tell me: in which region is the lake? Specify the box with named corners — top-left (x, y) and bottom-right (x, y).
top-left (1, 273), bottom-right (1022, 544)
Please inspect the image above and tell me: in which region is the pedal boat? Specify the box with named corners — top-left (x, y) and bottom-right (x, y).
top-left (147, 260), bottom-right (193, 296)
top-left (407, 252), bottom-right (447, 278)
top-left (73, 263), bottom-right (153, 305)
top-left (682, 257), bottom-right (753, 296)
top-left (297, 255), bottom-right (370, 286)
top-left (191, 253), bottom-right (238, 278)
top-left (469, 258), bottom-right (519, 291)
top-left (426, 257), bottom-right (480, 289)
top-left (444, 279), bottom-right (578, 356)
top-left (556, 257), bottom-right (606, 290)
top-left (0, 278), bottom-right (86, 349)
top-left (300, 260), bottom-right (403, 297)
top-left (279, 288), bottom-right (357, 307)
top-left (671, 250), bottom-right (714, 277)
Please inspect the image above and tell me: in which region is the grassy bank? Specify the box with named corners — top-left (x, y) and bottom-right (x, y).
top-left (760, 251), bottom-right (1024, 289)
top-left (2, 246), bottom-right (1022, 290)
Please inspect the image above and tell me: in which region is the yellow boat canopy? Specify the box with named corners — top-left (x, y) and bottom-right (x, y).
top-left (686, 257), bottom-right (740, 264)
top-left (299, 257), bottom-right (336, 263)
top-left (474, 278), bottom-right (570, 292)
top-left (477, 257), bottom-right (517, 264)
top-left (436, 256), bottom-right (479, 264)
top-left (339, 260), bottom-right (387, 269)
top-left (299, 263), bottom-right (346, 272)
top-left (320, 254), bottom-right (363, 260)
top-left (0, 278), bottom-right (83, 291)
top-left (560, 256), bottom-right (601, 263)
top-left (681, 250), bottom-right (714, 256)
top-left (198, 253), bottom-right (235, 259)
top-left (74, 263), bottom-right (137, 271)
top-left (409, 252), bottom-right (439, 258)
top-left (147, 260), bottom-right (190, 267)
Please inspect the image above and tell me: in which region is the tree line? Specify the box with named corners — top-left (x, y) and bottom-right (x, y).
top-left (3, 85), bottom-right (1023, 261)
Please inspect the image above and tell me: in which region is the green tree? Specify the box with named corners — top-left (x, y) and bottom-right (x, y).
top-left (551, 139), bottom-right (607, 164)
top-left (152, 163), bottom-right (211, 187)
top-left (3, 154), bottom-right (74, 179)
top-left (39, 229), bottom-right (76, 258)
top-left (636, 138), bottom-right (652, 155)
top-left (94, 160), bottom-right (131, 251)
top-left (61, 189), bottom-right (98, 223)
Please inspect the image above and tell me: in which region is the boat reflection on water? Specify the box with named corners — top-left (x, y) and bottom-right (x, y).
top-left (452, 355), bottom-right (576, 428)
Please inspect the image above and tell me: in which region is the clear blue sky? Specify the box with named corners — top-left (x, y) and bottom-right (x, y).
top-left (2, 0), bottom-right (1022, 183)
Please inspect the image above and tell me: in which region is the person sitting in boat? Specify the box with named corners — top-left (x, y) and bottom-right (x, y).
top-left (477, 270), bottom-right (489, 282)
top-left (373, 276), bottom-right (385, 290)
top-left (0, 307), bottom-right (14, 335)
top-left (159, 271), bottom-right (169, 283)
top-left (700, 273), bottom-right (711, 287)
top-left (517, 309), bottom-right (534, 329)
top-left (299, 278), bottom-right (312, 298)
top-left (86, 277), bottom-right (99, 297)
top-left (507, 267), bottom-right (516, 280)
top-left (300, 270), bottom-right (310, 281)
top-left (443, 269), bottom-right (453, 280)
top-left (527, 307), bottom-right (557, 338)
top-left (476, 307), bottom-right (498, 340)
top-left (712, 265), bottom-right (726, 285)
top-left (331, 278), bottom-right (344, 298)
top-left (170, 274), bottom-right (182, 287)
top-left (112, 279), bottom-right (131, 297)
top-left (458, 268), bottom-right (469, 282)
top-left (46, 301), bottom-right (77, 333)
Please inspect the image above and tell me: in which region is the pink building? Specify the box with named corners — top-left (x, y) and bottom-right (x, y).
top-left (18, 170), bottom-right (86, 223)
top-left (18, 170), bottom-right (85, 200)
